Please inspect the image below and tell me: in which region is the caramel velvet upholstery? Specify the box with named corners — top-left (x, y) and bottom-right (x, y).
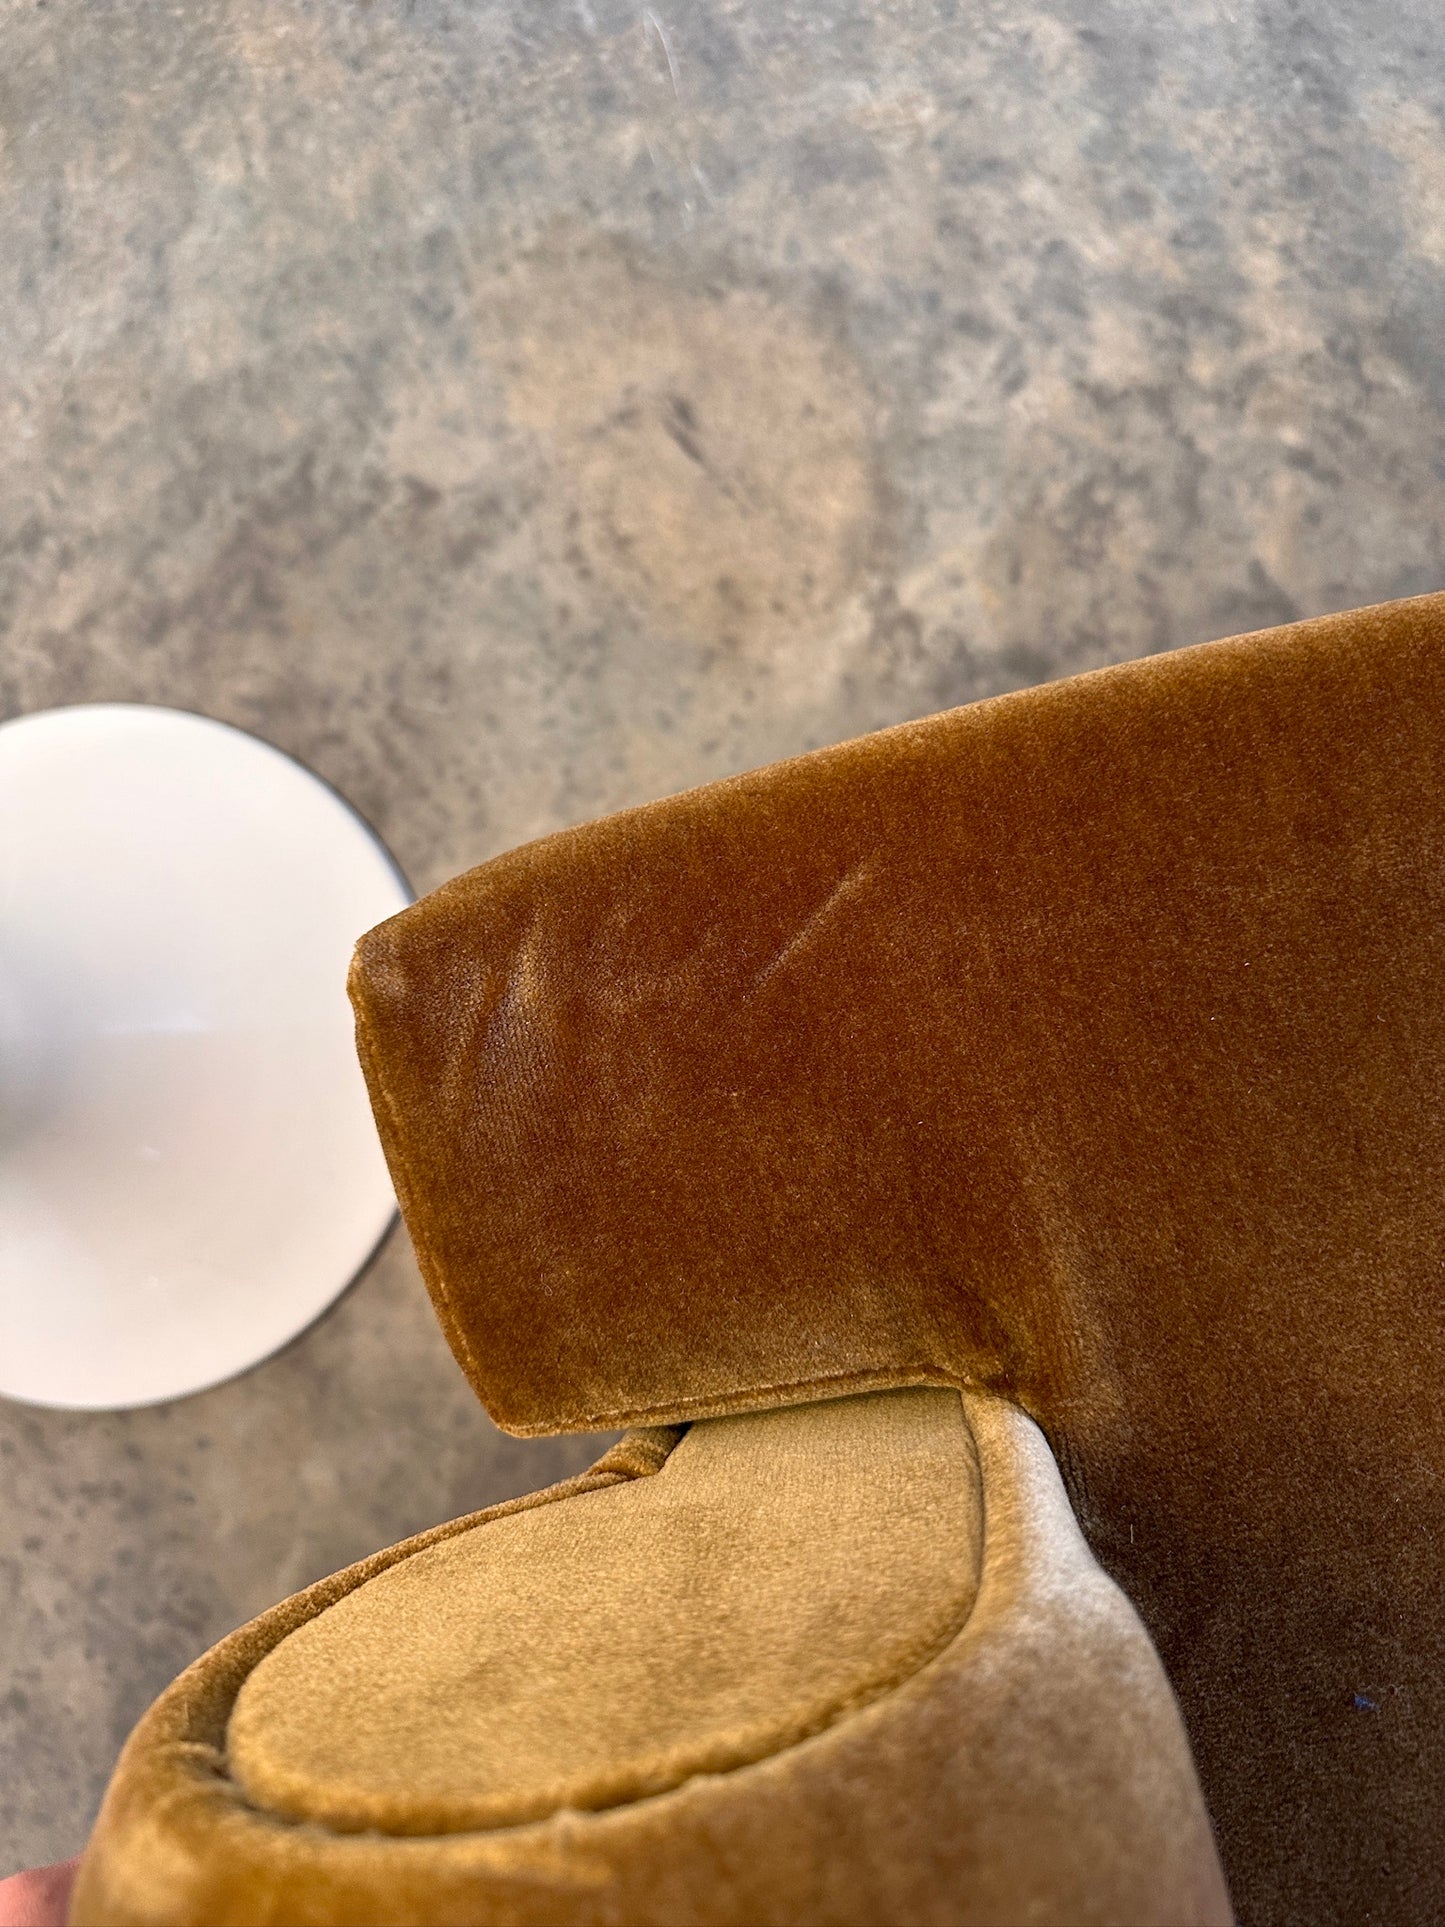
top-left (227, 1390), bottom-right (984, 1834)
top-left (351, 593), bottom-right (1445, 1925)
top-left (72, 1392), bottom-right (1230, 1927)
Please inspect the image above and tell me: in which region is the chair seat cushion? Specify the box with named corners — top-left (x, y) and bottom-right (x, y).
top-left (228, 1390), bottom-right (982, 1834)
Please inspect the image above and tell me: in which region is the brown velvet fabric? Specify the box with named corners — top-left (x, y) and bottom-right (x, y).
top-left (351, 592), bottom-right (1445, 1926)
top-left (72, 1394), bottom-right (1230, 1927)
top-left (227, 1390), bottom-right (985, 1834)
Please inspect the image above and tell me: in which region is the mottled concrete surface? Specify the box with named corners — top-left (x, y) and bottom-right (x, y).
top-left (3, 0), bottom-right (1445, 1877)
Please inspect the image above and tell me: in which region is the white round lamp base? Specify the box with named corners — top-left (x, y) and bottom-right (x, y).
top-left (0, 705), bottom-right (413, 1410)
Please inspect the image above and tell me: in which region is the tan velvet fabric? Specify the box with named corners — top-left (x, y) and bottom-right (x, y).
top-left (72, 1392), bottom-right (1230, 1927)
top-left (228, 1389), bottom-right (984, 1834)
top-left (351, 592), bottom-right (1445, 1925)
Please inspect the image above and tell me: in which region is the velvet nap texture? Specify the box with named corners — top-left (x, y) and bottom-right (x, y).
top-left (351, 592), bottom-right (1445, 1926)
top-left (72, 1392), bottom-right (1229, 1927)
top-left (227, 1389), bottom-right (985, 1835)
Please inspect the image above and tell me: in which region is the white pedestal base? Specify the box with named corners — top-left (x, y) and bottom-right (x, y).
top-left (0, 705), bottom-right (412, 1409)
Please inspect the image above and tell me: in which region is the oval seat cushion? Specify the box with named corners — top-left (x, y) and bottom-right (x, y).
top-left (228, 1389), bottom-right (983, 1833)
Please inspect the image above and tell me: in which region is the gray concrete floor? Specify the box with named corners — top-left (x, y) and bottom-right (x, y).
top-left (3, 0), bottom-right (1445, 1876)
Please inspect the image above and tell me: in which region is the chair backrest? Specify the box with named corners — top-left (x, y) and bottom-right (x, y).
top-left (353, 591), bottom-right (1445, 1925)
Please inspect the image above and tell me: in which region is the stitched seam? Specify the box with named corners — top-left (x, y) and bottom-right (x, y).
top-left (232, 1590), bottom-right (976, 1841)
